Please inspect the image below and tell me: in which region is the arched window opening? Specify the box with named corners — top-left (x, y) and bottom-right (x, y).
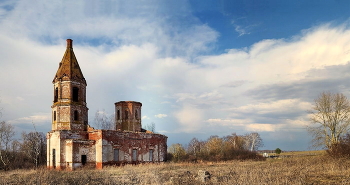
top-left (54, 87), bottom-right (58, 102)
top-left (53, 111), bottom-right (56, 121)
top-left (114, 149), bottom-right (119, 161)
top-left (125, 110), bottom-right (128, 119)
top-left (149, 149), bottom-right (153, 161)
top-left (117, 110), bottom-right (120, 120)
top-left (132, 149), bottom-right (137, 161)
top-left (74, 110), bottom-right (78, 121)
top-left (73, 87), bottom-right (79, 102)
top-left (135, 110), bottom-right (138, 119)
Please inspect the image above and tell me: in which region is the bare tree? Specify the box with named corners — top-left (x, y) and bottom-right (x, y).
top-left (168, 143), bottom-right (186, 162)
top-left (94, 109), bottom-right (115, 130)
top-left (204, 135), bottom-right (225, 161)
top-left (244, 132), bottom-right (263, 151)
top-left (187, 137), bottom-right (201, 156)
top-left (143, 122), bottom-right (156, 132)
top-left (0, 121), bottom-right (15, 170)
top-left (10, 139), bottom-right (28, 169)
top-left (308, 92), bottom-right (350, 149)
top-left (22, 131), bottom-right (46, 168)
top-left (223, 133), bottom-right (245, 150)
top-left (205, 135), bottom-right (223, 154)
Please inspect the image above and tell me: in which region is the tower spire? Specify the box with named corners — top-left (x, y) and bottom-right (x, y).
top-left (53, 39), bottom-right (86, 85)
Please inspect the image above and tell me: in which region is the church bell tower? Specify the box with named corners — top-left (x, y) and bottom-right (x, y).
top-left (51, 39), bottom-right (88, 131)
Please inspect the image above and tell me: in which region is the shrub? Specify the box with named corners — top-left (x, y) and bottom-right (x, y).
top-left (327, 134), bottom-right (350, 158)
top-left (275, 148), bottom-right (282, 154)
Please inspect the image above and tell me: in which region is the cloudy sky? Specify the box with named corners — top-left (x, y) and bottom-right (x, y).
top-left (0, 0), bottom-right (350, 151)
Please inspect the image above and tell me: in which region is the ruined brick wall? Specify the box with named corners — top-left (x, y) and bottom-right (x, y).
top-left (48, 115), bottom-right (167, 170)
top-left (69, 140), bottom-right (96, 169)
top-left (47, 130), bottom-right (89, 170)
top-left (115, 101), bottom-right (142, 132)
top-left (95, 130), bottom-right (167, 168)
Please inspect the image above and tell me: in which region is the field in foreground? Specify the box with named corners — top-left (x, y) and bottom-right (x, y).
top-left (1, 154), bottom-right (350, 184)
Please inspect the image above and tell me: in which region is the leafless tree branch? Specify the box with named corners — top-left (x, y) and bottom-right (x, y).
top-left (307, 92), bottom-right (350, 150)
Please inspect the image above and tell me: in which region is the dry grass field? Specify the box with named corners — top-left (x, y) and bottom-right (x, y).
top-left (1, 153), bottom-right (350, 184)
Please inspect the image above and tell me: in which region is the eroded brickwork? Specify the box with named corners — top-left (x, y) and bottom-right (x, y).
top-left (115, 101), bottom-right (142, 132)
top-left (99, 130), bottom-right (167, 168)
top-left (47, 39), bottom-right (167, 170)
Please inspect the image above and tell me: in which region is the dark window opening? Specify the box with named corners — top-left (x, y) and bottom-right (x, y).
top-left (81, 155), bottom-right (87, 165)
top-left (54, 87), bottom-right (58, 102)
top-left (125, 110), bottom-right (128, 119)
top-left (53, 111), bottom-right (56, 121)
top-left (74, 110), bottom-right (78, 121)
top-left (52, 149), bottom-right (56, 169)
top-left (135, 110), bottom-right (138, 119)
top-left (149, 149), bottom-right (153, 161)
top-left (73, 87), bottom-right (79, 102)
top-left (132, 149), bottom-right (137, 161)
top-left (117, 110), bottom-right (120, 120)
top-left (114, 149), bottom-right (119, 161)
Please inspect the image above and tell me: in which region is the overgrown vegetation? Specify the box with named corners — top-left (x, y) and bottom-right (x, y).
top-left (0, 121), bottom-right (46, 171)
top-left (327, 133), bottom-right (350, 158)
top-left (167, 133), bottom-right (265, 162)
top-left (0, 154), bottom-right (349, 184)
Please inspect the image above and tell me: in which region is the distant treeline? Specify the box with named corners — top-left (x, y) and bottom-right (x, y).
top-left (167, 132), bottom-right (265, 162)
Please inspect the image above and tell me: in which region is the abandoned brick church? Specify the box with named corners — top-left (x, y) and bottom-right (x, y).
top-left (47, 39), bottom-right (168, 170)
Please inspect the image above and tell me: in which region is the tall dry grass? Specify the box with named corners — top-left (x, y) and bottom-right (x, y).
top-left (1, 155), bottom-right (350, 184)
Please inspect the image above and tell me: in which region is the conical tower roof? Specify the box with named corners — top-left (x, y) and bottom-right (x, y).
top-left (53, 39), bottom-right (86, 85)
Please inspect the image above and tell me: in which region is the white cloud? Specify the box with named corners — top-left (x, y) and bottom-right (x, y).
top-left (0, 0), bottom-right (217, 57)
top-left (205, 99), bottom-right (312, 133)
top-left (206, 118), bottom-right (281, 132)
top-left (155, 114), bottom-right (167, 118)
top-left (234, 25), bottom-right (250, 36)
top-left (173, 91), bottom-right (223, 106)
top-left (161, 101), bottom-right (171, 104)
top-left (157, 130), bottom-right (169, 134)
top-left (230, 99), bottom-right (312, 115)
top-left (174, 104), bottom-right (204, 132)
top-left (199, 24), bottom-right (350, 87)
top-left (245, 124), bottom-right (282, 132)
top-left (206, 118), bottom-right (248, 128)
top-left (206, 118), bottom-right (305, 132)
top-left (231, 18), bottom-right (260, 37)
top-left (142, 116), bottom-right (150, 120)
top-left (221, 80), bottom-right (248, 88)
top-left (8, 113), bottom-right (51, 125)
